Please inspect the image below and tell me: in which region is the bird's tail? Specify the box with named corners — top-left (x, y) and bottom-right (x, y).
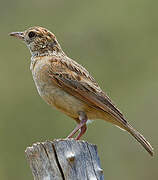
top-left (125, 123), bottom-right (153, 156)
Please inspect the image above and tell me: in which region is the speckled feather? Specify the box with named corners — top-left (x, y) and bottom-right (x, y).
top-left (48, 56), bottom-right (125, 122)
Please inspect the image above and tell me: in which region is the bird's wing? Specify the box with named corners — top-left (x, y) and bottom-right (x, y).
top-left (48, 57), bottom-right (127, 126)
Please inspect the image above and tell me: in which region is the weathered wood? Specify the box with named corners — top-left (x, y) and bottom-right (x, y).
top-left (25, 139), bottom-right (104, 180)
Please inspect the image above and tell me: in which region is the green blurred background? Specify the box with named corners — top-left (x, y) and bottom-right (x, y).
top-left (0, 0), bottom-right (157, 179)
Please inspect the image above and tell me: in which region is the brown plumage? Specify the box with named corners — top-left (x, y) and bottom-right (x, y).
top-left (10, 26), bottom-right (153, 156)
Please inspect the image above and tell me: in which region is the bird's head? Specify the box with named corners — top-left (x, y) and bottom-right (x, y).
top-left (10, 26), bottom-right (63, 57)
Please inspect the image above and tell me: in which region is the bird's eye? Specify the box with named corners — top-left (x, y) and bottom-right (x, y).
top-left (28, 31), bottom-right (36, 38)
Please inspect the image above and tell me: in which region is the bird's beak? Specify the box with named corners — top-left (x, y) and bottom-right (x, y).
top-left (9, 32), bottom-right (24, 40)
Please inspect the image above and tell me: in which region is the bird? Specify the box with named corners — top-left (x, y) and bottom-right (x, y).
top-left (10, 26), bottom-right (153, 156)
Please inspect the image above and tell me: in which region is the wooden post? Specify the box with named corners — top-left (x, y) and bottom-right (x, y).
top-left (25, 139), bottom-right (104, 180)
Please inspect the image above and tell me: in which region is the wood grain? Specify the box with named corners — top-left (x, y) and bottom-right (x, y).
top-left (25, 139), bottom-right (104, 180)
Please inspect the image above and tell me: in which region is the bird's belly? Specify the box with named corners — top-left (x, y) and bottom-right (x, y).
top-left (32, 66), bottom-right (86, 118)
top-left (42, 85), bottom-right (86, 118)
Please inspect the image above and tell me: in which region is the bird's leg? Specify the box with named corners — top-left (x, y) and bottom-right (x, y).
top-left (75, 124), bottom-right (87, 140)
top-left (67, 111), bottom-right (88, 139)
